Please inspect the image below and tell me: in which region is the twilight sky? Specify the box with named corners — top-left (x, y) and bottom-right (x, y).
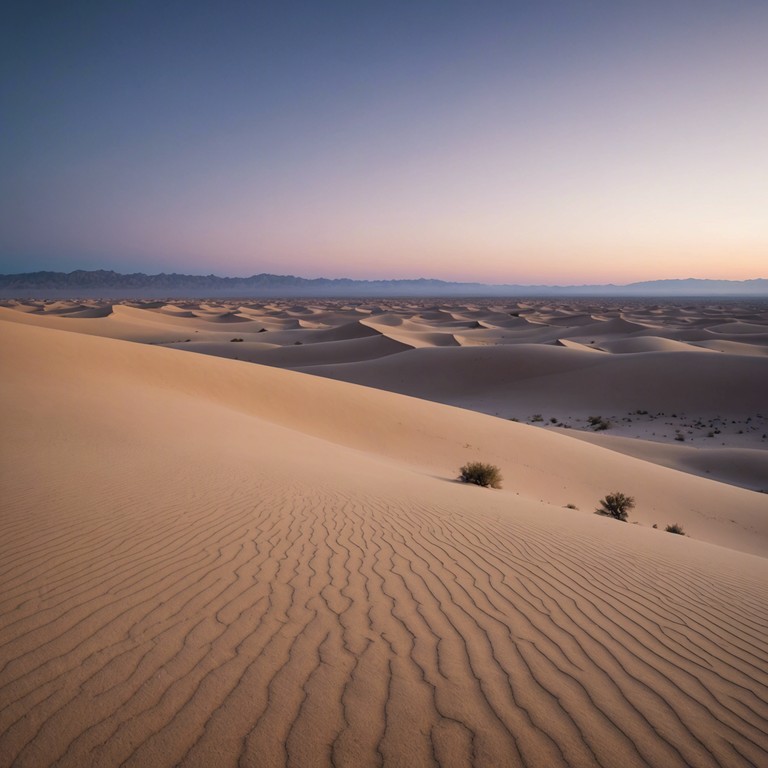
top-left (2, 1), bottom-right (766, 283)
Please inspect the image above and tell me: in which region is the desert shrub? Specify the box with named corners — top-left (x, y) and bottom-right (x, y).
top-left (230, 337), bottom-right (244, 342)
top-left (531, 414), bottom-right (544, 423)
top-left (665, 523), bottom-right (685, 535)
top-left (596, 491), bottom-right (635, 521)
top-left (565, 503), bottom-right (578, 510)
top-left (587, 415), bottom-right (611, 431)
top-left (459, 462), bottom-right (502, 489)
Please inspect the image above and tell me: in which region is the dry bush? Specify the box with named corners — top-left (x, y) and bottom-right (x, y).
top-left (459, 462), bottom-right (503, 489)
top-left (665, 523), bottom-right (685, 535)
top-left (596, 491), bottom-right (635, 521)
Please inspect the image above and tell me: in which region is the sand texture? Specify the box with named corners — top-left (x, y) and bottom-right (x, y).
top-left (1, 299), bottom-right (767, 767)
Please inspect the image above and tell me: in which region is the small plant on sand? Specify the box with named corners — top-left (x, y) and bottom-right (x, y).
top-left (587, 415), bottom-right (611, 431)
top-left (596, 491), bottom-right (635, 522)
top-left (459, 462), bottom-right (503, 489)
top-left (565, 503), bottom-right (578, 510)
top-left (665, 523), bottom-right (686, 535)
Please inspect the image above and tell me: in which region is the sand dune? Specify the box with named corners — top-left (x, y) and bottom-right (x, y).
top-left (166, 334), bottom-right (410, 367)
top-left (692, 339), bottom-right (768, 356)
top-left (709, 321), bottom-right (768, 335)
top-left (4, 296), bottom-right (766, 450)
top-left (152, 305), bottom-right (199, 317)
top-left (6, 297), bottom-right (767, 347)
top-left (557, 431), bottom-right (768, 491)
top-left (2, 302), bottom-right (767, 767)
top-left (559, 316), bottom-right (651, 339)
top-left (305, 319), bottom-right (383, 343)
top-left (299, 344), bottom-right (768, 414)
top-left (596, 336), bottom-right (710, 354)
top-left (0, 304), bottom-right (206, 344)
top-left (193, 311), bottom-right (254, 323)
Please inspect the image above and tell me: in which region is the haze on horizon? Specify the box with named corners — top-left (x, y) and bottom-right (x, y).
top-left (2, 1), bottom-right (766, 285)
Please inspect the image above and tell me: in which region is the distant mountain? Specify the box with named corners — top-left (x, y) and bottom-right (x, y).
top-left (617, 278), bottom-right (768, 296)
top-left (0, 270), bottom-right (766, 298)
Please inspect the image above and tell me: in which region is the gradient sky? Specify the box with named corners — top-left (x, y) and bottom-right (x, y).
top-left (2, 1), bottom-right (766, 283)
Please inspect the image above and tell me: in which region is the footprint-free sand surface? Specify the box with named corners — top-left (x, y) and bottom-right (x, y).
top-left (1, 298), bottom-right (767, 767)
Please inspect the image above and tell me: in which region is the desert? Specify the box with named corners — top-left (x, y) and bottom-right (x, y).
top-left (1, 297), bottom-right (767, 767)
top-left (6, 1), bottom-right (768, 764)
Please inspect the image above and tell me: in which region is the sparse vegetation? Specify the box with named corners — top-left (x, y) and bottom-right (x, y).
top-left (459, 462), bottom-right (503, 489)
top-left (564, 503), bottom-right (578, 510)
top-left (230, 337), bottom-right (244, 342)
top-left (665, 523), bottom-right (686, 535)
top-left (531, 414), bottom-right (544, 423)
top-left (596, 491), bottom-right (635, 521)
top-left (587, 415), bottom-right (611, 431)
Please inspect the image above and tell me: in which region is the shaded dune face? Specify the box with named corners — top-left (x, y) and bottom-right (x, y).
top-left (1, 301), bottom-right (768, 767)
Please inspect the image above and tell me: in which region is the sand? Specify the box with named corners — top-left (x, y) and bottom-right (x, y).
top-left (1, 298), bottom-right (767, 767)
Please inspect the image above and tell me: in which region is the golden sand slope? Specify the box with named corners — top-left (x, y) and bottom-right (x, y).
top-left (1, 320), bottom-right (767, 767)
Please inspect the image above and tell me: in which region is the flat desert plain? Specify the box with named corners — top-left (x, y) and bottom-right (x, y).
top-left (1, 297), bottom-right (767, 767)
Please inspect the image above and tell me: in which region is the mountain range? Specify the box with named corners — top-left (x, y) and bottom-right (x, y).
top-left (1, 270), bottom-right (767, 298)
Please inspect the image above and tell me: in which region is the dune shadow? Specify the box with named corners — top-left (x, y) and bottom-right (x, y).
top-left (429, 475), bottom-right (464, 485)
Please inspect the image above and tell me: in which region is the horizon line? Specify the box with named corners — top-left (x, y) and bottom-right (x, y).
top-left (2, 268), bottom-right (766, 288)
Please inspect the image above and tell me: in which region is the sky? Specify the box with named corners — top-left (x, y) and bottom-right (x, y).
top-left (1, 0), bottom-right (766, 284)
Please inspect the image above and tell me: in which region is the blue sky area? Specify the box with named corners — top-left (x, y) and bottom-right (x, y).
top-left (2, 1), bottom-right (766, 282)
